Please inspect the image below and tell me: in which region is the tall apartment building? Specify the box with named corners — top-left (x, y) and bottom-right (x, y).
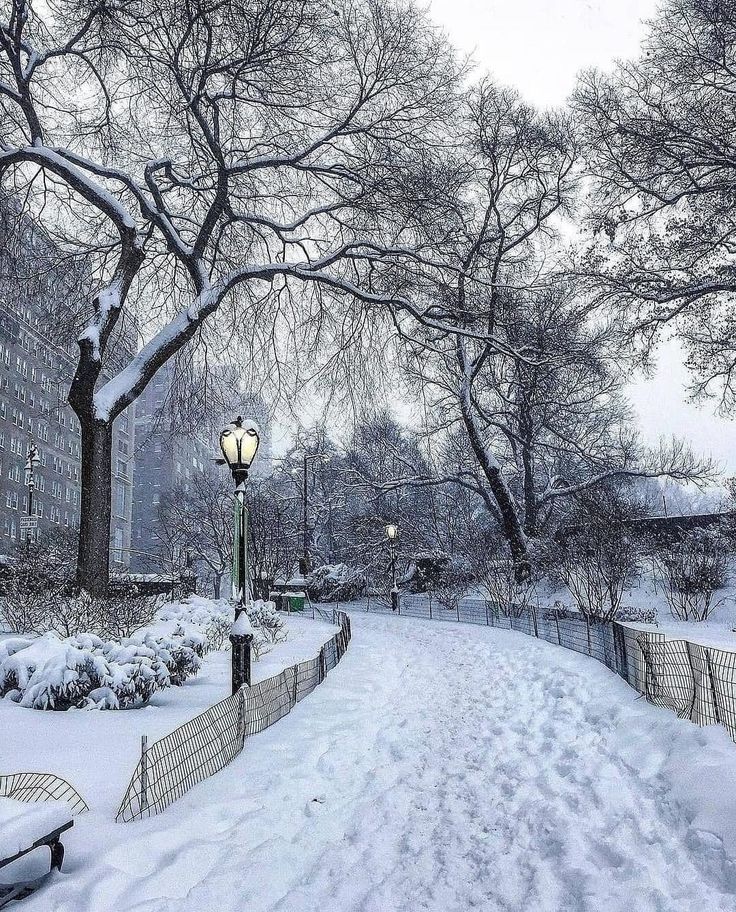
top-left (131, 362), bottom-right (271, 571)
top-left (0, 198), bottom-right (136, 565)
top-left (130, 362), bottom-right (212, 571)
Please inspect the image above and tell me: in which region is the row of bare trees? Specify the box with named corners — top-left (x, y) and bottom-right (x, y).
top-left (1, 0), bottom-right (732, 592)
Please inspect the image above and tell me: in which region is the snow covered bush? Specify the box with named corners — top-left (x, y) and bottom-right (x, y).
top-left (133, 625), bottom-right (206, 686)
top-left (157, 596), bottom-right (232, 650)
top-left (247, 599), bottom-right (286, 644)
top-left (307, 564), bottom-right (366, 602)
top-left (617, 605), bottom-right (658, 625)
top-left (401, 552), bottom-right (474, 609)
top-left (0, 624), bottom-right (206, 710)
top-left (656, 529), bottom-right (731, 622)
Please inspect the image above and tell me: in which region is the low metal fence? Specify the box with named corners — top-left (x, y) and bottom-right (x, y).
top-left (356, 593), bottom-right (736, 742)
top-left (0, 772), bottom-right (88, 814)
top-left (116, 609), bottom-right (351, 823)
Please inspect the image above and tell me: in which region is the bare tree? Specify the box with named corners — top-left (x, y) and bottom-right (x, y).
top-left (160, 469), bottom-right (301, 597)
top-left (0, 0), bottom-right (459, 592)
top-left (382, 82), bottom-right (710, 580)
top-left (575, 0), bottom-right (736, 408)
top-left (159, 471), bottom-right (234, 598)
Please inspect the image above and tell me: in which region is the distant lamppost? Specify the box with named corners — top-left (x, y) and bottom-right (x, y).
top-left (386, 523), bottom-right (399, 612)
top-left (298, 452), bottom-right (330, 576)
top-left (217, 416), bottom-right (260, 693)
top-left (23, 443), bottom-right (40, 544)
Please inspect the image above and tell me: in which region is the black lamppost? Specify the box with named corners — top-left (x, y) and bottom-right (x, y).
top-left (217, 416), bottom-right (260, 693)
top-left (386, 523), bottom-right (399, 612)
top-left (23, 443), bottom-right (40, 544)
top-left (298, 451), bottom-right (330, 576)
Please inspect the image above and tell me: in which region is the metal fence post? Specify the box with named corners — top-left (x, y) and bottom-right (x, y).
top-left (140, 735), bottom-right (149, 816)
top-left (531, 608), bottom-right (538, 638)
top-left (684, 641), bottom-right (698, 721)
top-left (292, 663), bottom-right (299, 706)
top-left (555, 614), bottom-right (561, 645)
top-left (319, 646), bottom-right (327, 683)
top-left (705, 648), bottom-right (722, 726)
top-left (585, 616), bottom-right (592, 656)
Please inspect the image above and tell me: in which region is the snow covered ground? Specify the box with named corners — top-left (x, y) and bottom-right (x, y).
top-left (0, 614), bottom-right (338, 817)
top-left (16, 611), bottom-right (736, 912)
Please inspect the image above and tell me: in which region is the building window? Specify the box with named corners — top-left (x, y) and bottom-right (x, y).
top-left (113, 528), bottom-right (124, 564)
top-left (115, 480), bottom-right (127, 515)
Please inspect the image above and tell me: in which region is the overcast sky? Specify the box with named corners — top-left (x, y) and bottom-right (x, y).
top-left (424, 0), bottom-right (736, 478)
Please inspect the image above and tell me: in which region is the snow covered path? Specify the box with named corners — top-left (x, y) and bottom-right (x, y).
top-left (26, 613), bottom-right (736, 912)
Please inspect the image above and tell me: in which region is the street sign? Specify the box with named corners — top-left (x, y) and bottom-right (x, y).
top-left (20, 517), bottom-right (38, 530)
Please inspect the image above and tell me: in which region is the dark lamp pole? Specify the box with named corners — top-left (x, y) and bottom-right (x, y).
top-left (217, 416), bottom-right (260, 693)
top-left (24, 443), bottom-right (40, 544)
top-left (386, 524), bottom-right (399, 612)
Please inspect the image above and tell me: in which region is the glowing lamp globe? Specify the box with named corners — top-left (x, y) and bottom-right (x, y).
top-left (219, 416), bottom-right (261, 476)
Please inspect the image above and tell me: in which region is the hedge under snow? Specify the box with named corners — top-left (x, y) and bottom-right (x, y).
top-left (0, 623), bottom-right (206, 711)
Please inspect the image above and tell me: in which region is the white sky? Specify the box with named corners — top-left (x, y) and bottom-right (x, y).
top-left (425, 0), bottom-right (736, 477)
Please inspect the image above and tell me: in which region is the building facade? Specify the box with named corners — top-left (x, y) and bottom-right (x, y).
top-left (130, 364), bottom-right (272, 572)
top-left (0, 199), bottom-right (136, 565)
top-left (130, 363), bottom-right (212, 572)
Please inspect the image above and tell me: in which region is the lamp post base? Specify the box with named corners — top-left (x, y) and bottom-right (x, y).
top-left (230, 630), bottom-right (253, 693)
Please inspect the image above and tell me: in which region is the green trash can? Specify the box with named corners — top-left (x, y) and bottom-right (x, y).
top-left (287, 591), bottom-right (306, 612)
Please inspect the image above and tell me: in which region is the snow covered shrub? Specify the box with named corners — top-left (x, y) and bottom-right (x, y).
top-left (0, 632), bottom-right (171, 710)
top-left (157, 596), bottom-right (232, 650)
top-left (307, 564), bottom-right (366, 602)
top-left (616, 605), bottom-right (658, 625)
top-left (133, 625), bottom-right (205, 685)
top-left (403, 551), bottom-right (472, 595)
top-left (0, 623), bottom-right (206, 710)
top-left (247, 599), bottom-right (286, 644)
top-left (656, 529), bottom-right (731, 622)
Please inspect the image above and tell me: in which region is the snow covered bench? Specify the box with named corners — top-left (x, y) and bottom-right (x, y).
top-left (0, 799), bottom-right (72, 908)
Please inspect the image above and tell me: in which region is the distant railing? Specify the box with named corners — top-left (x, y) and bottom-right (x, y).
top-left (116, 609), bottom-right (351, 822)
top-left (354, 593), bottom-right (736, 743)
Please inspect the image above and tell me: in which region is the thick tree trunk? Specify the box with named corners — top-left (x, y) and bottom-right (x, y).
top-left (457, 356), bottom-right (531, 582)
top-left (77, 418), bottom-right (113, 596)
top-left (461, 407), bottom-right (531, 582)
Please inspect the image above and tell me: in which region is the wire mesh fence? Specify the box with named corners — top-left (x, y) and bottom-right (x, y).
top-left (357, 592), bottom-right (736, 743)
top-left (115, 609), bottom-right (351, 823)
top-left (0, 772), bottom-right (88, 814)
